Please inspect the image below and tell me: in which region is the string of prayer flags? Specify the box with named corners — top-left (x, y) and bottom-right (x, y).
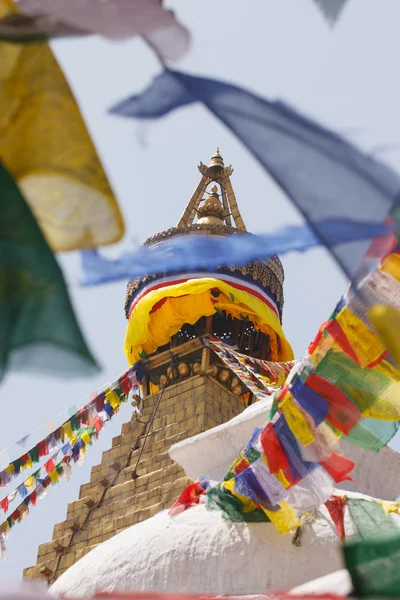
top-left (206, 339), bottom-right (295, 392)
top-left (0, 362), bottom-right (142, 490)
top-left (171, 249), bottom-right (400, 534)
top-left (0, 0), bottom-right (124, 253)
top-left (0, 362), bottom-right (144, 546)
top-left (204, 338), bottom-right (295, 401)
top-left (110, 67), bottom-right (400, 281)
top-left (2, 428), bottom-right (88, 519)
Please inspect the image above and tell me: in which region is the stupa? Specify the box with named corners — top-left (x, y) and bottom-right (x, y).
top-left (24, 151), bottom-right (400, 597)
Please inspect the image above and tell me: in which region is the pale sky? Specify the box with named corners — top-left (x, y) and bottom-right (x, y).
top-left (1, 0), bottom-right (400, 581)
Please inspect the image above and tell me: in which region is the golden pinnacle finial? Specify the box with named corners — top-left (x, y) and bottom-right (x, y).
top-left (211, 185), bottom-right (218, 194)
top-left (208, 148), bottom-right (224, 173)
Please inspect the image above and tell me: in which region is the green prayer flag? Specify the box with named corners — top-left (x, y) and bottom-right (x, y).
top-left (55, 463), bottom-right (64, 476)
top-left (70, 416), bottom-right (81, 432)
top-left (12, 458), bottom-right (21, 473)
top-left (113, 383), bottom-right (126, 402)
top-left (206, 486), bottom-right (270, 523)
top-left (28, 447), bottom-right (39, 464)
top-left (347, 499), bottom-right (394, 539)
top-left (344, 530), bottom-right (400, 597)
top-left (0, 163), bottom-right (98, 381)
top-left (245, 448), bottom-right (261, 463)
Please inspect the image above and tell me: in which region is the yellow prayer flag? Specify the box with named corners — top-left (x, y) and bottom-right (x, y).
top-left (369, 304), bottom-right (400, 367)
top-left (375, 359), bottom-right (400, 382)
top-left (280, 393), bottom-right (316, 446)
top-left (48, 468), bottom-right (60, 485)
top-left (0, 0), bottom-right (124, 252)
top-left (336, 307), bottom-right (386, 367)
top-left (80, 429), bottom-right (92, 446)
top-left (274, 468), bottom-right (291, 489)
top-left (381, 252), bottom-right (400, 282)
top-left (262, 501), bottom-right (301, 534)
top-left (379, 500), bottom-right (400, 516)
top-left (63, 422), bottom-right (73, 440)
top-left (106, 389), bottom-right (121, 411)
top-left (25, 476), bottom-right (35, 488)
top-left (149, 382), bottom-right (159, 395)
top-left (21, 455), bottom-right (32, 471)
top-left (221, 479), bottom-right (259, 513)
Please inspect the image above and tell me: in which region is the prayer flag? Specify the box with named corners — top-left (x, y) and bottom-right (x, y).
top-left (0, 163), bottom-right (98, 381)
top-left (111, 68), bottom-right (400, 279)
top-left (0, 0), bottom-right (124, 252)
top-left (15, 0), bottom-right (190, 61)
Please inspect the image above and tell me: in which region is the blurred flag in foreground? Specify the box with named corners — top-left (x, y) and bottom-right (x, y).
top-left (0, 162), bottom-right (98, 382)
top-left (0, 0), bottom-right (190, 61)
top-left (0, 0), bottom-right (125, 252)
top-left (110, 68), bottom-right (400, 280)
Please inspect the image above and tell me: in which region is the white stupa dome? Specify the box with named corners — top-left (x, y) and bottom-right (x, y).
top-left (289, 569), bottom-right (352, 596)
top-left (52, 491), bottom-right (366, 598)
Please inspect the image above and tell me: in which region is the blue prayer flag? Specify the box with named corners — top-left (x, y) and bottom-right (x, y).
top-left (110, 68), bottom-right (400, 279)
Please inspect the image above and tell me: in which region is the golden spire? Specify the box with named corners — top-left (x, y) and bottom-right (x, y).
top-left (176, 149), bottom-right (247, 232)
top-left (197, 184), bottom-right (225, 225)
top-left (208, 148), bottom-right (224, 173)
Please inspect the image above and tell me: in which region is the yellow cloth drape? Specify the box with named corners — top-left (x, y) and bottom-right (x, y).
top-left (0, 0), bottom-right (124, 251)
top-left (124, 277), bottom-right (294, 364)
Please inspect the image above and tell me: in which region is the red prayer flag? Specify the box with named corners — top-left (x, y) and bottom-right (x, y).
top-left (44, 459), bottom-right (55, 474)
top-left (233, 458), bottom-right (250, 475)
top-left (321, 452), bottom-right (354, 483)
top-left (37, 439), bottom-right (49, 458)
top-left (20, 453), bottom-right (29, 466)
top-left (308, 321), bottom-right (330, 355)
top-left (11, 509), bottom-right (20, 521)
top-left (325, 496), bottom-right (347, 540)
top-left (326, 320), bottom-right (359, 365)
top-left (366, 218), bottom-right (397, 260)
top-left (0, 497), bottom-right (9, 513)
top-left (120, 377), bottom-right (133, 396)
top-left (260, 423), bottom-right (296, 486)
top-left (93, 415), bottom-right (103, 432)
top-left (42, 477), bottom-right (51, 489)
top-left (169, 482), bottom-right (205, 516)
top-left (306, 373), bottom-right (361, 435)
top-left (30, 491), bottom-right (37, 506)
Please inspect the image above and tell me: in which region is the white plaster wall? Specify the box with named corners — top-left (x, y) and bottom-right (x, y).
top-left (52, 500), bottom-right (356, 598)
top-left (170, 399), bottom-right (400, 501)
